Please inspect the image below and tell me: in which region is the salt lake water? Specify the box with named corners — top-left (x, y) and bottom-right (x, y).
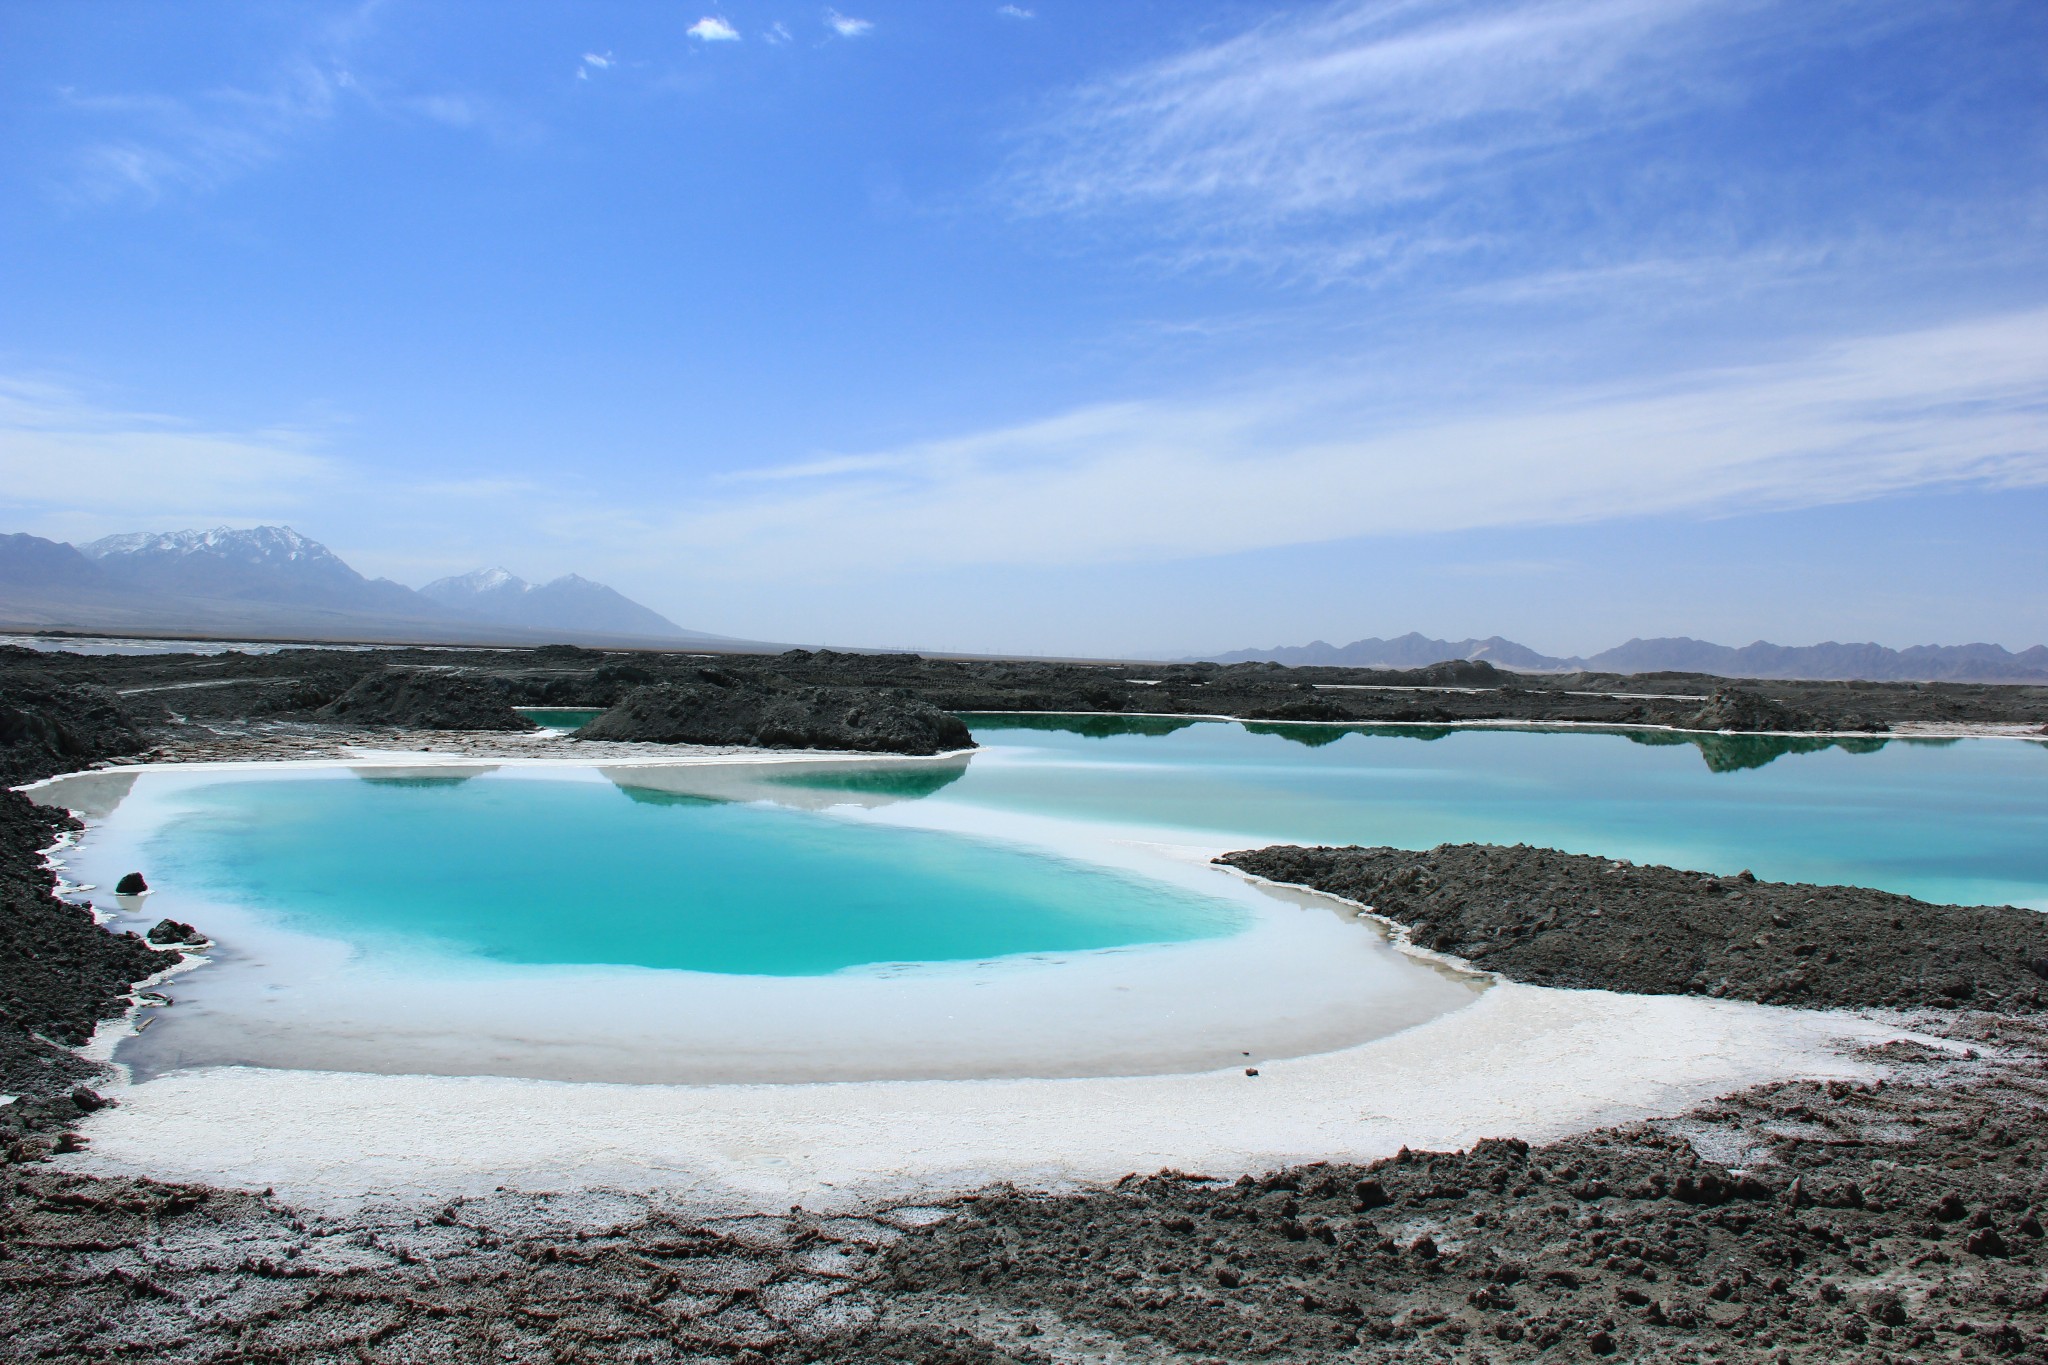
top-left (31, 716), bottom-right (2048, 1085)
top-left (928, 717), bottom-right (2048, 911)
top-left (138, 770), bottom-right (1242, 975)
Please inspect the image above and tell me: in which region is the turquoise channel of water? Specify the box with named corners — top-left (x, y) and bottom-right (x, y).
top-left (924, 717), bottom-right (2048, 912)
top-left (136, 717), bottom-right (2048, 980)
top-left (516, 707), bottom-right (606, 731)
top-left (143, 772), bottom-right (1245, 976)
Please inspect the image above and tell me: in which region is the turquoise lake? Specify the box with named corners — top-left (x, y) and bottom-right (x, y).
top-left (122, 717), bottom-right (2048, 986)
top-left (142, 772), bottom-right (1245, 976)
top-left (910, 717), bottom-right (2048, 912)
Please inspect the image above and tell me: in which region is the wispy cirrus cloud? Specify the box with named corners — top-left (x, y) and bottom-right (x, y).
top-left (0, 379), bottom-right (336, 537)
top-left (52, 8), bottom-right (507, 206)
top-left (659, 308), bottom-right (2048, 575)
top-left (60, 60), bottom-right (345, 204)
top-left (826, 10), bottom-right (874, 39)
top-left (1003, 0), bottom-right (1909, 282)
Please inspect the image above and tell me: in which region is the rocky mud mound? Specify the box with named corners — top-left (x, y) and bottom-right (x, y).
top-left (579, 670), bottom-right (973, 755)
top-left (884, 1018), bottom-right (2048, 1364)
top-left (1220, 843), bottom-right (2048, 1012)
top-left (0, 675), bottom-right (146, 787)
top-left (314, 669), bottom-right (535, 731)
top-left (0, 791), bottom-right (173, 1098)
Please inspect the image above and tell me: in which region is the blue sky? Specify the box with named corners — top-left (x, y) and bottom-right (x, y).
top-left (2, 0), bottom-right (2045, 656)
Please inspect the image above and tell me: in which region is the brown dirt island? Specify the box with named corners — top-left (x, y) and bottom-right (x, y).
top-left (1219, 843), bottom-right (2048, 1013)
top-left (577, 669), bottom-right (974, 755)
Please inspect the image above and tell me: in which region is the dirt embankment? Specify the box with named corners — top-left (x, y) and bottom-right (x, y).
top-left (578, 670), bottom-right (974, 755)
top-left (882, 1019), bottom-right (2048, 1365)
top-left (0, 666), bottom-right (149, 788)
top-left (0, 791), bottom-right (171, 1113)
top-left (314, 669), bottom-right (537, 731)
top-left (1220, 843), bottom-right (2048, 1013)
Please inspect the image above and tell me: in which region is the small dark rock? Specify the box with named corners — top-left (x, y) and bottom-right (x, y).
top-left (114, 872), bottom-right (148, 894)
top-left (1965, 1227), bottom-right (2009, 1257)
top-left (147, 919), bottom-right (207, 947)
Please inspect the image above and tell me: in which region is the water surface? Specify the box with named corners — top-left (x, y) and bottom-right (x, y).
top-left (141, 770), bottom-right (1242, 975)
top-left (871, 718), bottom-right (2048, 910)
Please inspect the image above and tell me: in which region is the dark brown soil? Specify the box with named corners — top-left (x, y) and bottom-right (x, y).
top-left (881, 1016), bottom-right (2048, 1365)
top-left (1219, 844), bottom-right (2048, 1013)
top-left (0, 791), bottom-right (171, 1101)
top-left (315, 669), bottom-right (536, 731)
top-left (578, 671), bottom-right (974, 755)
top-left (0, 668), bottom-right (147, 787)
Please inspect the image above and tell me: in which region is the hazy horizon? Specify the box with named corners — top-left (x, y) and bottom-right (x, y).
top-left (4, 1), bottom-right (2045, 658)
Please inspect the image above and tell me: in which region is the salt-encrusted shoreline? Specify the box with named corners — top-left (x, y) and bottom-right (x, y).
top-left (27, 743), bottom-right (1937, 1219)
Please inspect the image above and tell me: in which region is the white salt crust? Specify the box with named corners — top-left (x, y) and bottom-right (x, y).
top-left (58, 984), bottom-right (1916, 1216)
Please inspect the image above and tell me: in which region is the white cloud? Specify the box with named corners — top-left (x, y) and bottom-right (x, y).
top-left (1004, 0), bottom-right (1895, 279)
top-left (688, 17), bottom-right (741, 42)
top-left (997, 5), bottom-right (1035, 17)
top-left (0, 379), bottom-right (336, 535)
top-left (657, 309), bottom-right (2048, 576)
top-left (578, 52), bottom-right (615, 79)
top-left (826, 10), bottom-right (874, 38)
top-left (764, 22), bottom-right (793, 45)
top-left (61, 61), bottom-right (344, 204)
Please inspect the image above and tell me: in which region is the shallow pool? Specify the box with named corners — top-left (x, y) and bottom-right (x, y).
top-left (140, 769), bottom-right (1242, 975)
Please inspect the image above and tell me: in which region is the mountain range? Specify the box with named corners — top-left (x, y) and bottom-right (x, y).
top-left (1204, 632), bottom-right (2048, 683)
top-left (0, 526), bottom-right (750, 649)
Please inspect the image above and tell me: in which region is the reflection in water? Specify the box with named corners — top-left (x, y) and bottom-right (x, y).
top-left (26, 769), bottom-right (139, 821)
top-left (767, 764), bottom-right (967, 800)
top-left (1621, 731), bottom-right (1900, 773)
top-left (351, 766), bottom-right (499, 787)
top-left (614, 786), bottom-right (719, 808)
top-left (1241, 722), bottom-right (1353, 749)
top-left (603, 755), bottom-right (970, 812)
top-left (963, 713), bottom-right (1201, 740)
top-left (960, 712), bottom-right (2007, 774)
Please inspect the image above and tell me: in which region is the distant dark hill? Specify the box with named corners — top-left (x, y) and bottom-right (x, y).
top-left (421, 567), bottom-right (703, 639)
top-left (1218, 633), bottom-right (1563, 671)
top-left (0, 534), bottom-right (108, 589)
top-left (1204, 633), bottom-right (2048, 684)
top-left (2, 525), bottom-right (763, 650)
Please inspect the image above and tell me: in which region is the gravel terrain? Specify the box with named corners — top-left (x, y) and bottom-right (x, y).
top-left (0, 792), bottom-right (170, 1102)
top-left (1219, 844), bottom-right (2048, 1014)
top-left (579, 670), bottom-right (974, 754)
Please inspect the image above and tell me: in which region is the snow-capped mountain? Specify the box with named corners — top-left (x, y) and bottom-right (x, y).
top-left (421, 567), bottom-right (690, 638)
top-left (0, 525), bottom-right (734, 647)
top-left (82, 526), bottom-right (426, 616)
